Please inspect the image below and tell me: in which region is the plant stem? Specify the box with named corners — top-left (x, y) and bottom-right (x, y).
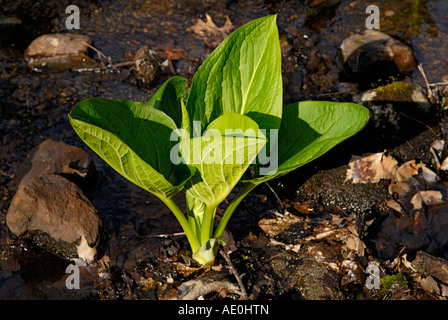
top-left (213, 182), bottom-right (257, 239)
top-left (160, 197), bottom-right (201, 253)
top-left (200, 204), bottom-right (216, 244)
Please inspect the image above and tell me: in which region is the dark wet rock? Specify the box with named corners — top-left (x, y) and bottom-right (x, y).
top-left (340, 30), bottom-right (416, 81)
top-left (297, 163), bottom-right (391, 215)
top-left (24, 33), bottom-right (96, 71)
top-left (353, 81), bottom-right (433, 139)
top-left (6, 139), bottom-right (101, 261)
top-left (269, 250), bottom-right (344, 300)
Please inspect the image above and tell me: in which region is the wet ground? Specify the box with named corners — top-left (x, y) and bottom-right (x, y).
top-left (1, 0), bottom-right (448, 300)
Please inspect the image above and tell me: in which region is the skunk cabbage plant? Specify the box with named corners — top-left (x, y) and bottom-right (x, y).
top-left (69, 15), bottom-right (369, 265)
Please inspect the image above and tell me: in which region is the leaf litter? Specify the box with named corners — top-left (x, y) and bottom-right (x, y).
top-left (341, 127), bottom-right (448, 298)
top-left (187, 13), bottom-right (234, 47)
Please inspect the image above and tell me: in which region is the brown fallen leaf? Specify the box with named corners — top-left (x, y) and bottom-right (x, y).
top-left (388, 181), bottom-right (411, 198)
top-left (441, 157), bottom-right (448, 171)
top-left (346, 151), bottom-right (431, 184)
top-left (396, 160), bottom-right (426, 182)
top-left (187, 13), bottom-right (234, 47)
top-left (293, 200), bottom-right (311, 214)
top-left (410, 190), bottom-right (444, 210)
top-left (176, 262), bottom-right (203, 277)
top-left (345, 151), bottom-right (392, 183)
top-left (386, 199), bottom-right (406, 215)
top-left (258, 211), bottom-right (302, 237)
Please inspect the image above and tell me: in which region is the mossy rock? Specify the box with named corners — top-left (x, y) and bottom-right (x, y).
top-left (352, 81), bottom-right (434, 142)
top-left (357, 81), bottom-right (430, 108)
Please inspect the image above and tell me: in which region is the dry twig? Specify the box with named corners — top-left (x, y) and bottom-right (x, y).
top-left (219, 248), bottom-right (248, 300)
top-left (418, 63), bottom-right (434, 103)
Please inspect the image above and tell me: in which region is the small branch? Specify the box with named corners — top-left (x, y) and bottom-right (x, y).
top-left (83, 41), bottom-right (112, 65)
top-left (264, 182), bottom-right (284, 209)
top-left (112, 60), bottom-right (137, 68)
top-left (418, 63), bottom-right (434, 103)
top-left (177, 280), bottom-right (242, 300)
top-left (429, 81), bottom-right (448, 87)
top-left (398, 111), bottom-right (438, 137)
top-left (136, 232), bottom-right (186, 238)
top-left (220, 248), bottom-right (248, 300)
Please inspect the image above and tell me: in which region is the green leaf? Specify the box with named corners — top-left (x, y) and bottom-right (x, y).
top-left (250, 101), bottom-right (370, 184)
top-left (179, 113), bottom-right (267, 207)
top-left (69, 97), bottom-right (193, 199)
top-left (186, 193), bottom-right (206, 237)
top-left (146, 76), bottom-right (188, 128)
top-left (186, 15), bottom-right (282, 136)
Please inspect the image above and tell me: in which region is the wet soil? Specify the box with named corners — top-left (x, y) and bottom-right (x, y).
top-left (1, 0), bottom-right (448, 300)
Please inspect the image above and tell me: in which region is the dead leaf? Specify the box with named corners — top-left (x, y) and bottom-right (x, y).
top-left (346, 151), bottom-right (400, 183)
top-left (430, 139), bottom-right (445, 170)
top-left (347, 152), bottom-right (433, 184)
top-left (140, 277), bottom-right (158, 290)
top-left (76, 234), bottom-right (96, 262)
top-left (441, 157), bottom-right (448, 171)
top-left (388, 181), bottom-right (411, 198)
top-left (344, 233), bottom-right (366, 256)
top-left (414, 275), bottom-right (440, 295)
top-left (421, 166), bottom-right (440, 182)
top-left (380, 155), bottom-right (400, 181)
top-left (176, 263), bottom-right (203, 277)
top-left (293, 200), bottom-right (311, 214)
top-left (411, 190), bottom-right (444, 209)
top-left (396, 160), bottom-right (426, 182)
top-left (187, 13), bottom-right (234, 47)
top-left (258, 211), bottom-right (302, 237)
top-left (345, 152), bottom-right (385, 183)
top-left (163, 48), bottom-right (186, 61)
top-left (386, 199), bottom-right (406, 215)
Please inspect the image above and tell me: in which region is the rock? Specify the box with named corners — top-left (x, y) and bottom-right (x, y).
top-left (6, 139), bottom-right (101, 261)
top-left (353, 81), bottom-right (434, 142)
top-left (354, 81), bottom-right (430, 110)
top-left (269, 251), bottom-right (344, 299)
top-left (14, 139), bottom-right (98, 197)
top-left (7, 174), bottom-right (101, 261)
top-left (24, 33), bottom-right (96, 71)
top-left (340, 30), bottom-right (416, 81)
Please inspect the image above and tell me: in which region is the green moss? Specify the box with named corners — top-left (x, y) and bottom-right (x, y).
top-left (371, 81), bottom-right (415, 102)
top-left (380, 272), bottom-right (408, 295)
